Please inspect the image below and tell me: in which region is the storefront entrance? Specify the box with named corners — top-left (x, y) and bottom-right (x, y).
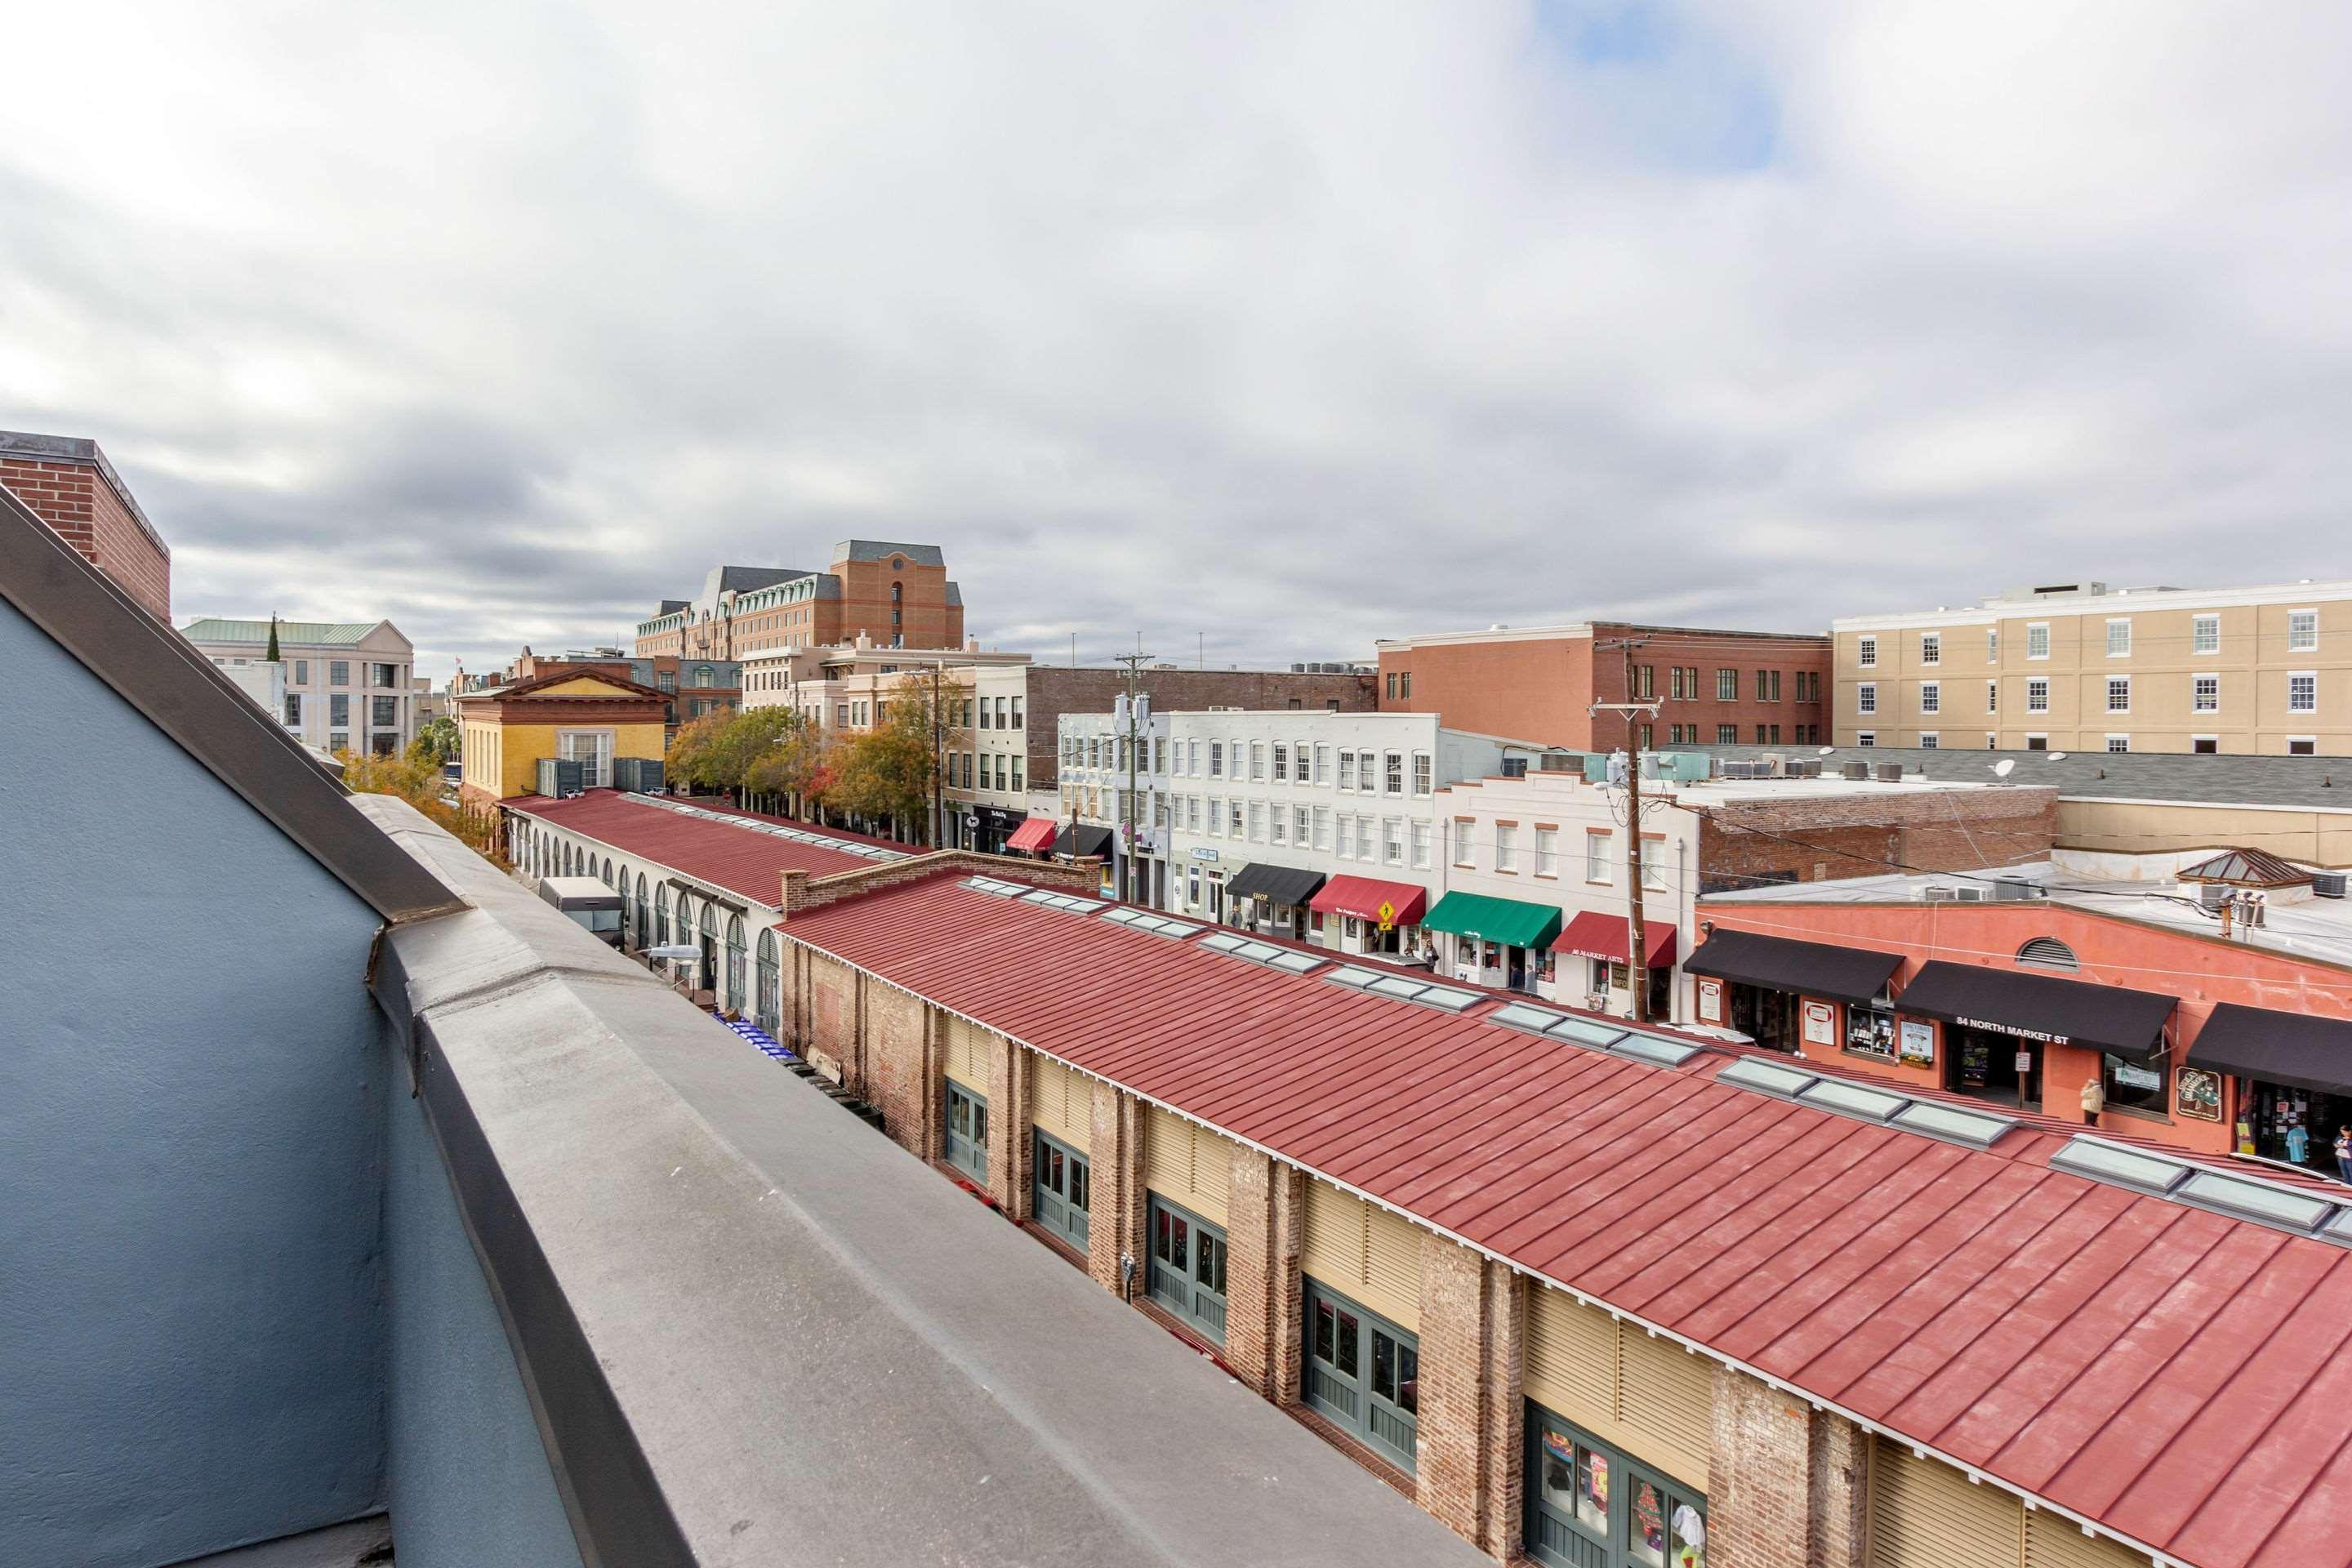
top-left (1946, 1027), bottom-right (2042, 1111)
top-left (2246, 1080), bottom-right (2352, 1172)
top-left (1726, 981), bottom-right (1800, 1053)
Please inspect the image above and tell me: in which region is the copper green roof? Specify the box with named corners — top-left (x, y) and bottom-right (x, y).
top-left (179, 618), bottom-right (385, 647)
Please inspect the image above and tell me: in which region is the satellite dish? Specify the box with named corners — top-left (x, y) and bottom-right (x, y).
top-left (1991, 759), bottom-right (2016, 779)
top-left (2049, 751), bottom-right (2069, 761)
top-left (1815, 746), bottom-right (1836, 757)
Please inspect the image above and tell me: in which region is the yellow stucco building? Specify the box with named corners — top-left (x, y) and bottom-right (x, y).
top-left (456, 669), bottom-right (668, 809)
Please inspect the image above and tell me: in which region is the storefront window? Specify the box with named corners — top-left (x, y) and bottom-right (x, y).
top-left (1530, 1409), bottom-right (1705, 1568)
top-left (1845, 1000), bottom-right (1896, 1060)
top-left (2103, 1054), bottom-right (2167, 1113)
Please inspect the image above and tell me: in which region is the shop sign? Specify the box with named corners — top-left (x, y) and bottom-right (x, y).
top-left (1696, 977), bottom-right (1724, 1025)
top-left (1802, 1000), bottom-right (1837, 1047)
top-left (2109, 1060), bottom-right (2163, 1093)
top-left (2176, 1067), bottom-right (2223, 1122)
top-left (1951, 1015), bottom-right (2070, 1046)
top-left (1898, 1019), bottom-right (1935, 1066)
top-left (1189, 847), bottom-right (1220, 862)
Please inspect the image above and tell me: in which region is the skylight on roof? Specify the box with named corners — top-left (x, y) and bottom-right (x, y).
top-left (1610, 1033), bottom-right (1704, 1068)
top-left (1104, 906), bottom-right (1205, 938)
top-left (1325, 965), bottom-right (1383, 988)
top-left (962, 876), bottom-right (1027, 898)
top-left (2048, 1139), bottom-right (2188, 1196)
top-left (1195, 929), bottom-right (1328, 975)
top-left (1552, 1018), bottom-right (1630, 1049)
top-left (1890, 1102), bottom-right (2016, 1150)
top-left (1717, 1058), bottom-right (1818, 1098)
top-left (1490, 1002), bottom-right (1564, 1034)
top-left (2177, 1170), bottom-right (2334, 1232)
top-left (1799, 1079), bottom-right (1911, 1123)
top-left (1018, 889), bottom-right (1105, 914)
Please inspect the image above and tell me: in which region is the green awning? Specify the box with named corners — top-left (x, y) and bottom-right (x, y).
top-left (1419, 891), bottom-right (1563, 951)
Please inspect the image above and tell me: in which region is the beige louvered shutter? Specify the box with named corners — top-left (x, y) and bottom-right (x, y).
top-left (944, 1018), bottom-right (986, 1091)
top-left (1870, 1439), bottom-right (2025, 1568)
top-left (1031, 1055), bottom-right (1089, 1152)
top-left (1360, 1203), bottom-right (1423, 1329)
top-left (1302, 1179), bottom-right (1369, 1292)
top-left (1616, 1330), bottom-right (1713, 1489)
top-left (2024, 1514), bottom-right (2149, 1568)
top-left (1144, 1107), bottom-right (1228, 1223)
top-left (1526, 1286), bottom-right (1620, 1434)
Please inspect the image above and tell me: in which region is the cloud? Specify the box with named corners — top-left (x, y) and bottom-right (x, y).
top-left (2, 0), bottom-right (2348, 679)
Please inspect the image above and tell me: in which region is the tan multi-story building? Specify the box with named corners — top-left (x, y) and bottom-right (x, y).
top-left (634, 541), bottom-right (964, 662)
top-left (1834, 577), bottom-right (2352, 755)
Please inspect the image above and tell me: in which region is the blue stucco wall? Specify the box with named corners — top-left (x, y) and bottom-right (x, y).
top-left (0, 602), bottom-right (390, 1568)
top-left (382, 1038), bottom-right (585, 1568)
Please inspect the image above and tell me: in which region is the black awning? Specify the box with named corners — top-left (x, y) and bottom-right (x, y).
top-left (1225, 862), bottom-right (1327, 907)
top-left (1895, 960), bottom-right (2176, 1063)
top-left (1684, 929), bottom-right (1903, 1006)
top-left (1053, 824), bottom-right (1114, 859)
top-left (2188, 1003), bottom-right (2352, 1096)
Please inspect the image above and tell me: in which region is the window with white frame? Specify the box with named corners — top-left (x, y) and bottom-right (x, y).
top-left (1188, 796), bottom-right (1202, 831)
top-left (1919, 681), bottom-right (1940, 714)
top-left (1269, 805), bottom-right (1286, 844)
top-left (1272, 743), bottom-right (1287, 782)
top-left (1188, 738), bottom-right (1201, 773)
top-left (2026, 678), bottom-right (2049, 712)
top-left (1294, 805), bottom-right (1310, 844)
top-left (1313, 743), bottom-right (1330, 784)
top-left (2106, 735), bottom-right (2130, 753)
top-left (1585, 831), bottom-right (1610, 881)
top-left (2193, 614), bottom-right (2220, 655)
top-left (1495, 823), bottom-right (1517, 872)
top-left (1986, 628), bottom-right (1998, 661)
top-left (2194, 674), bottom-right (2219, 712)
top-left (2107, 676), bottom-right (2130, 713)
top-left (1638, 839), bottom-right (1665, 890)
top-left (1919, 733), bottom-right (1939, 749)
top-left (1857, 635), bottom-right (1878, 667)
top-left (1857, 732), bottom-right (1876, 746)
top-left (1337, 750), bottom-right (1355, 791)
top-left (1209, 741), bottom-right (1223, 777)
top-left (2027, 622), bottom-right (2050, 659)
top-left (1355, 814), bottom-right (1374, 862)
top-left (1857, 683), bottom-right (1877, 715)
top-left (1357, 752), bottom-right (1377, 791)
top-left (2289, 672), bottom-right (2318, 713)
top-left (1250, 742), bottom-right (1265, 781)
top-left (1383, 819), bottom-right (1403, 865)
top-left (2106, 619), bottom-right (2132, 657)
top-left (1986, 680), bottom-right (1998, 712)
top-left (1452, 819), bottom-right (1473, 866)
top-left (1920, 632), bottom-right (1940, 666)
top-left (1336, 816), bottom-right (1354, 858)
top-left (1228, 800), bottom-right (1244, 836)
top-left (1412, 752), bottom-right (1432, 795)
top-left (1312, 806), bottom-right (1331, 850)
top-left (1206, 797), bottom-right (1223, 835)
top-left (1384, 752), bottom-right (1403, 795)
top-left (2291, 609), bottom-right (2319, 652)
top-left (1535, 828), bottom-right (1557, 875)
top-left (1411, 822), bottom-right (1431, 869)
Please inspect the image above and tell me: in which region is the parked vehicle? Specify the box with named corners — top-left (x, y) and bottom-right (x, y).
top-left (536, 875), bottom-right (623, 947)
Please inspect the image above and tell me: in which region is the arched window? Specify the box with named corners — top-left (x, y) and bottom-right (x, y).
top-left (2017, 937), bottom-right (2079, 973)
top-left (563, 842), bottom-right (573, 875)
top-left (635, 875), bottom-right (650, 946)
top-left (601, 858), bottom-right (614, 889)
top-left (756, 928), bottom-right (780, 1035)
top-left (727, 916), bottom-right (747, 1013)
top-left (617, 864), bottom-right (631, 941)
top-left (656, 884), bottom-right (670, 947)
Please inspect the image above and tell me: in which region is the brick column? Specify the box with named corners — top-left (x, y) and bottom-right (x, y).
top-left (1415, 1237), bottom-right (1523, 1558)
top-left (1707, 1364), bottom-right (1869, 1568)
top-left (1085, 1081), bottom-right (1147, 1298)
top-left (986, 1034), bottom-right (1031, 1215)
top-left (1221, 1149), bottom-right (1303, 1399)
top-left (1481, 1260), bottom-right (1526, 1563)
top-left (858, 983), bottom-right (935, 1163)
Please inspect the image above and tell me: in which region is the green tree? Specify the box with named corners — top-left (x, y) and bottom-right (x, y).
top-left (663, 711), bottom-right (733, 793)
top-left (408, 715), bottom-right (461, 766)
top-left (265, 614), bottom-right (280, 662)
top-left (743, 710), bottom-right (831, 811)
top-left (343, 749), bottom-right (500, 858)
top-left (826, 673), bottom-right (969, 844)
top-left (666, 706), bottom-right (804, 801)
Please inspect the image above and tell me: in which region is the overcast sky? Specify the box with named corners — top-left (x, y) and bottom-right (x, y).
top-left (4, 2), bottom-right (2348, 680)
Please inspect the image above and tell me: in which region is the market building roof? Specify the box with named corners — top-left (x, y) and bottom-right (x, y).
top-left (503, 792), bottom-right (891, 907)
top-left (775, 871), bottom-right (2352, 1567)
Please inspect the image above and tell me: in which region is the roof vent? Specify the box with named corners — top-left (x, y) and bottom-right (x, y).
top-left (2016, 937), bottom-right (2078, 972)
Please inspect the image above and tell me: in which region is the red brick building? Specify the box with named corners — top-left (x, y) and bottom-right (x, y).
top-left (635, 541), bottom-right (965, 662)
top-left (1375, 621), bottom-right (1830, 752)
top-left (0, 430), bottom-right (170, 621)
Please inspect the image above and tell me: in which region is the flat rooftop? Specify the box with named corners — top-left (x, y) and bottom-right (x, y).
top-left (1675, 743), bottom-right (2352, 812)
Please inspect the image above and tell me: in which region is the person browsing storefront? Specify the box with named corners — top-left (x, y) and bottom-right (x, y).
top-left (2079, 1076), bottom-right (2103, 1126)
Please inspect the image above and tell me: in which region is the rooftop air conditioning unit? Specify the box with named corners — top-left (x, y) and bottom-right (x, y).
top-left (2198, 883), bottom-right (2230, 910)
top-left (1876, 763), bottom-right (1904, 782)
top-left (1723, 761), bottom-right (1757, 780)
top-left (1843, 761), bottom-right (1871, 780)
top-left (1760, 754), bottom-right (1786, 776)
top-left (1990, 877), bottom-right (2037, 901)
top-left (1954, 887), bottom-right (1985, 902)
top-left (1923, 886), bottom-right (1958, 902)
top-left (2314, 871), bottom-right (2347, 900)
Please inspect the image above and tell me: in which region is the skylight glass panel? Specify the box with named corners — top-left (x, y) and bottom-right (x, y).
top-left (1717, 1058), bottom-right (1818, 1098)
top-left (1799, 1080), bottom-right (1911, 1123)
top-left (1418, 986), bottom-right (1482, 1013)
top-left (2177, 1170), bottom-right (2334, 1231)
top-left (1610, 1035), bottom-right (1703, 1067)
top-left (1101, 906), bottom-right (1147, 924)
top-left (1143, 919), bottom-right (1201, 938)
top-left (1267, 951), bottom-right (1325, 974)
top-left (2049, 1139), bottom-right (2187, 1195)
top-left (1367, 976), bottom-right (1431, 1000)
top-left (1491, 1002), bottom-right (1566, 1034)
top-left (2324, 1208), bottom-right (2352, 1245)
top-left (1891, 1102), bottom-right (2016, 1150)
top-left (1550, 1018), bottom-right (1629, 1049)
top-left (1200, 932), bottom-right (1248, 953)
top-left (1235, 941), bottom-right (1282, 963)
top-left (1326, 966), bottom-right (1383, 989)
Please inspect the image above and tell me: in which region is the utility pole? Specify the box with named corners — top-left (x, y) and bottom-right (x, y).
top-left (1592, 638), bottom-right (1663, 1024)
top-left (929, 662), bottom-right (945, 851)
top-left (1113, 650), bottom-right (1152, 904)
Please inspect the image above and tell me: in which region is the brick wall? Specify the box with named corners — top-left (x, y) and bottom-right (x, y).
top-left (781, 852), bottom-right (1101, 916)
top-left (2, 452), bottom-right (171, 620)
top-left (1085, 1080), bottom-right (1146, 1296)
top-left (1413, 1237), bottom-right (1523, 1559)
top-left (1221, 1149), bottom-right (1303, 1400)
top-left (1705, 1364), bottom-right (1868, 1568)
top-left (1697, 785), bottom-right (2058, 889)
top-left (1026, 666), bottom-right (1378, 790)
top-left (862, 978), bottom-right (937, 1160)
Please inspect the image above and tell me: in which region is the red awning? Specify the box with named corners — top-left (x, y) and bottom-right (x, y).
top-left (1554, 910), bottom-right (1677, 969)
top-left (1308, 875), bottom-right (1428, 927)
top-left (1005, 817), bottom-right (1059, 853)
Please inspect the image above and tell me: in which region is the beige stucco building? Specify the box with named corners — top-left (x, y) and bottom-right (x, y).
top-left (1833, 577), bottom-right (2351, 755)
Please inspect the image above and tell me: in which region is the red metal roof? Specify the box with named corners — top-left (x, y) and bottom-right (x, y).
top-left (1555, 910), bottom-right (1676, 968)
top-left (777, 875), bottom-right (2352, 1568)
top-left (1309, 874), bottom-right (1428, 925)
top-left (506, 791), bottom-right (872, 907)
top-left (1006, 817), bottom-right (1058, 853)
